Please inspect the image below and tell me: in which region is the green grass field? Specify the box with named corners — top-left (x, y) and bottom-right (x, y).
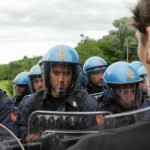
top-left (0, 80), bottom-right (12, 97)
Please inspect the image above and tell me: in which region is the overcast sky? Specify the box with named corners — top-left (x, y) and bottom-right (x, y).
top-left (0, 0), bottom-right (137, 64)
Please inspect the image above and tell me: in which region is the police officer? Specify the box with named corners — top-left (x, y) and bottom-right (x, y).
top-left (12, 71), bottom-right (31, 107)
top-left (16, 65), bottom-right (44, 143)
top-left (0, 89), bottom-right (18, 140)
top-left (83, 56), bottom-right (107, 94)
top-left (28, 63), bottom-right (44, 93)
top-left (101, 61), bottom-right (143, 113)
top-left (17, 44), bottom-right (98, 143)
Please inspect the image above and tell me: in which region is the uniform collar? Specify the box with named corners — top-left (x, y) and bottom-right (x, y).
top-left (41, 90), bottom-right (78, 109)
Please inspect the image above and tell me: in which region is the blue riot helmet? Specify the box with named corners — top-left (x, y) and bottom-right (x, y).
top-left (138, 66), bottom-right (148, 77)
top-left (138, 66), bottom-right (150, 98)
top-left (103, 61), bottom-right (143, 111)
top-left (13, 71), bottom-right (31, 97)
top-left (28, 64), bottom-right (43, 93)
top-left (130, 60), bottom-right (143, 71)
top-left (83, 56), bottom-right (107, 92)
top-left (83, 56), bottom-right (107, 74)
top-left (39, 44), bottom-right (80, 96)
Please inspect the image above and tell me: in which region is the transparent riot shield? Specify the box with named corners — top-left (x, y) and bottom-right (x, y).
top-left (89, 92), bottom-right (104, 100)
top-left (28, 111), bottom-right (112, 150)
top-left (0, 123), bottom-right (24, 150)
top-left (104, 106), bottom-right (150, 129)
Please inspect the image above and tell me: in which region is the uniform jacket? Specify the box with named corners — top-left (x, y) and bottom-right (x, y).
top-left (0, 89), bottom-right (18, 140)
top-left (18, 87), bottom-right (98, 141)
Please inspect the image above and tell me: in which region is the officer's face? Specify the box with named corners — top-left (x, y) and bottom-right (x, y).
top-left (32, 77), bottom-right (44, 91)
top-left (89, 70), bottom-right (104, 87)
top-left (114, 84), bottom-right (136, 109)
top-left (49, 64), bottom-right (73, 97)
top-left (16, 84), bottom-right (27, 96)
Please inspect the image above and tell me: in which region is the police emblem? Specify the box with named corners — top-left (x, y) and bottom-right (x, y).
top-left (127, 70), bottom-right (134, 79)
top-left (98, 61), bottom-right (102, 66)
top-left (73, 101), bottom-right (77, 107)
top-left (10, 111), bottom-right (17, 122)
top-left (58, 50), bottom-right (65, 60)
top-left (36, 67), bottom-right (41, 73)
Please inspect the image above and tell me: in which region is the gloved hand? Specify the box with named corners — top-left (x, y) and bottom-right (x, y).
top-left (25, 134), bottom-right (40, 143)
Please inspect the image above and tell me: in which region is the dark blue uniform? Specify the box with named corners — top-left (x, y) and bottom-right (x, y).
top-left (141, 97), bottom-right (150, 108)
top-left (18, 86), bottom-right (98, 141)
top-left (0, 89), bottom-right (18, 140)
top-left (12, 95), bottom-right (24, 107)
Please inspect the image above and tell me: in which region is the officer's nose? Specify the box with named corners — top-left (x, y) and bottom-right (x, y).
top-left (58, 73), bottom-right (65, 81)
top-left (38, 81), bottom-right (43, 88)
top-left (128, 90), bottom-right (135, 102)
top-left (99, 73), bottom-right (103, 79)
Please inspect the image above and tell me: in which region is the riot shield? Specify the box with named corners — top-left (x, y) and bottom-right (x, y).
top-left (0, 123), bottom-right (24, 150)
top-left (104, 106), bottom-right (150, 129)
top-left (28, 111), bottom-right (112, 150)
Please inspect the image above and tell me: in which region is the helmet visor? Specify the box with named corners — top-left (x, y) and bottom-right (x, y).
top-left (48, 63), bottom-right (73, 97)
top-left (13, 84), bottom-right (27, 97)
top-left (114, 84), bottom-right (139, 110)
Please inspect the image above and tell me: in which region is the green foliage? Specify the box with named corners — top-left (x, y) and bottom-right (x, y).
top-left (76, 38), bottom-right (105, 66)
top-left (109, 17), bottom-right (139, 62)
top-left (0, 56), bottom-right (42, 80)
top-left (0, 80), bottom-right (12, 97)
top-left (97, 38), bottom-right (124, 64)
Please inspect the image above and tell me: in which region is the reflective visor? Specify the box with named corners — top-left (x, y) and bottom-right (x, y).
top-left (48, 63), bottom-right (73, 97)
top-left (113, 84), bottom-right (138, 109)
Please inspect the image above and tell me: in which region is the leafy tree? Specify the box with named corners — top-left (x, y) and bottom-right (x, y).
top-left (75, 35), bottom-right (105, 65)
top-left (109, 17), bottom-right (139, 62)
top-left (97, 37), bottom-right (124, 64)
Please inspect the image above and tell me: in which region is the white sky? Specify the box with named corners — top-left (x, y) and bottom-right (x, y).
top-left (0, 0), bottom-right (137, 64)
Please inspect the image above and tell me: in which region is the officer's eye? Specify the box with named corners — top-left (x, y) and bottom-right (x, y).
top-left (33, 79), bottom-right (39, 83)
top-left (64, 71), bottom-right (71, 76)
top-left (123, 90), bottom-right (128, 94)
top-left (53, 71), bottom-right (60, 76)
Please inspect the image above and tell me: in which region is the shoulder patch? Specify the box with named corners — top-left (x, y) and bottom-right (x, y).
top-left (10, 111), bottom-right (17, 122)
